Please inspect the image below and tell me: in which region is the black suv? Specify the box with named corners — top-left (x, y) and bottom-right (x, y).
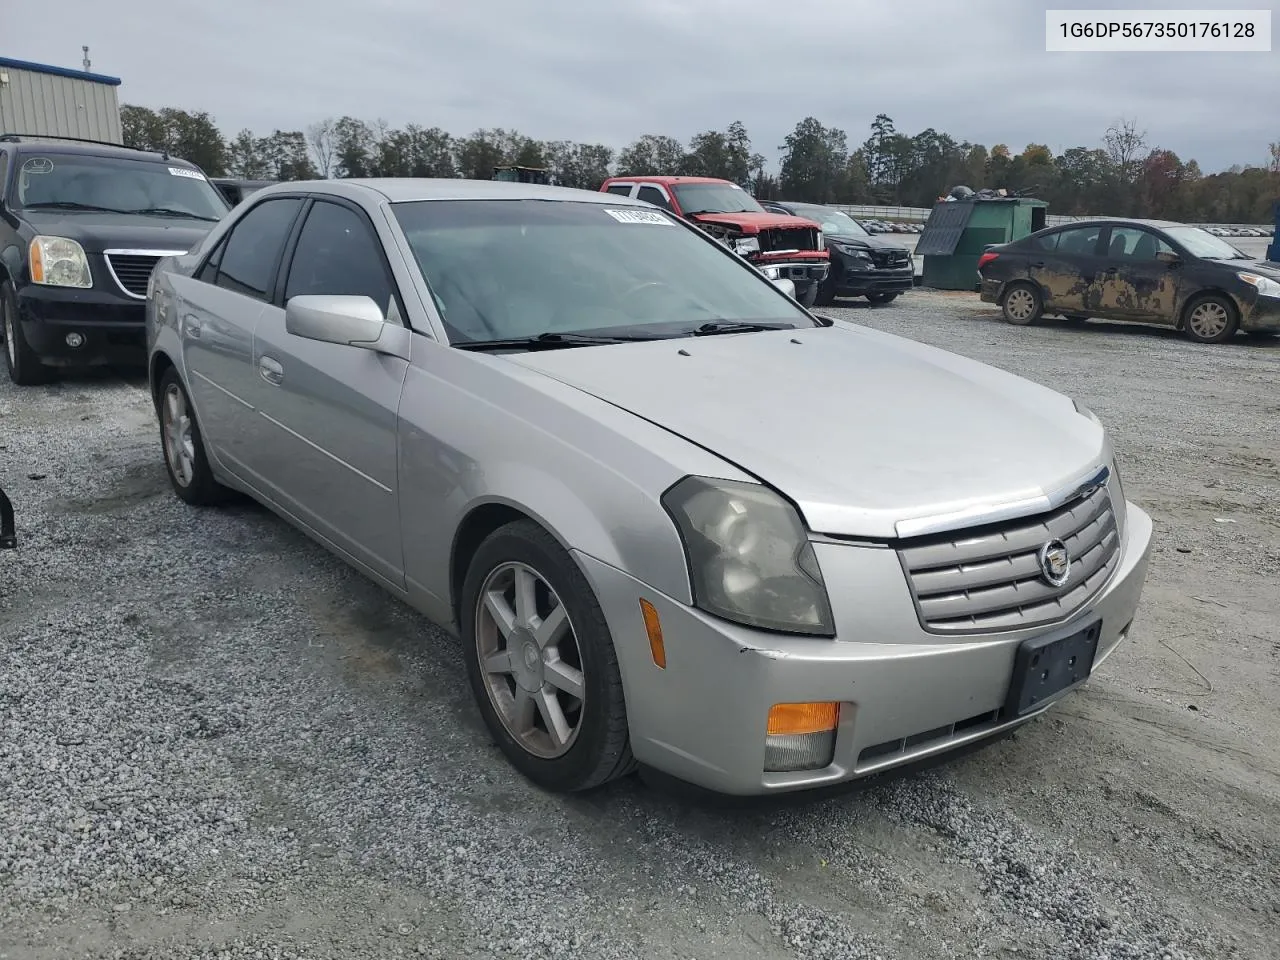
top-left (1, 135), bottom-right (229, 385)
top-left (761, 200), bottom-right (915, 307)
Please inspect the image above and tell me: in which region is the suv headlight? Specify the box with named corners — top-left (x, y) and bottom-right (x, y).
top-left (662, 477), bottom-right (835, 636)
top-left (30, 236), bottom-right (93, 289)
top-left (1108, 456), bottom-right (1128, 535)
top-left (733, 237), bottom-right (760, 256)
top-left (761, 265), bottom-right (781, 280)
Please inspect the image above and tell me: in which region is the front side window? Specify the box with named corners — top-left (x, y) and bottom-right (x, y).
top-left (670, 183), bottom-right (764, 215)
top-left (392, 199), bottom-right (815, 344)
top-left (12, 152), bottom-right (230, 221)
top-left (1107, 227), bottom-right (1173, 260)
top-left (284, 201), bottom-right (395, 316)
top-left (213, 197), bottom-right (305, 300)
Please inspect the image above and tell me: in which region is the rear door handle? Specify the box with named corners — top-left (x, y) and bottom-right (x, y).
top-left (258, 355), bottom-right (284, 385)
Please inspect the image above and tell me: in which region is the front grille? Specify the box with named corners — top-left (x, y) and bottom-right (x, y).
top-left (105, 254), bottom-right (163, 298)
top-left (760, 227), bottom-right (818, 252)
top-left (897, 481), bottom-right (1120, 634)
top-left (871, 248), bottom-right (911, 269)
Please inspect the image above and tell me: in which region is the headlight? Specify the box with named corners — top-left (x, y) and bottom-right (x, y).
top-left (1108, 457), bottom-right (1128, 534)
top-left (662, 476), bottom-right (835, 636)
top-left (761, 265), bottom-right (781, 281)
top-left (1239, 273), bottom-right (1280, 298)
top-left (733, 237), bottom-right (760, 256)
top-left (30, 236), bottom-right (92, 289)
top-left (816, 230), bottom-right (824, 251)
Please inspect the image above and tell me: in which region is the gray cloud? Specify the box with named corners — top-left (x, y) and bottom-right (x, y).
top-left (18, 0), bottom-right (1274, 172)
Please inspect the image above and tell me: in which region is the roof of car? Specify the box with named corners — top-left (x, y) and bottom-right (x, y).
top-left (603, 176), bottom-right (733, 186)
top-left (1047, 217), bottom-right (1184, 229)
top-left (251, 178), bottom-right (651, 205)
top-left (1, 137), bottom-right (196, 166)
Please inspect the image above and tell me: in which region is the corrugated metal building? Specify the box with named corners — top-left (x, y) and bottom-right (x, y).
top-left (0, 56), bottom-right (123, 144)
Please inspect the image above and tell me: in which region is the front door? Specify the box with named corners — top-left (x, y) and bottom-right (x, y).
top-left (1092, 225), bottom-right (1181, 323)
top-left (246, 198), bottom-right (409, 587)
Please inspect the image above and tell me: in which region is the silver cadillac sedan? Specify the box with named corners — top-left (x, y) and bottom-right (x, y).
top-left (145, 179), bottom-right (1154, 796)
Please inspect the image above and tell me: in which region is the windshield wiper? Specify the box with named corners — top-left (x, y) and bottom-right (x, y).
top-left (689, 320), bottom-right (797, 336)
top-left (455, 331), bottom-right (664, 351)
top-left (23, 201), bottom-right (130, 213)
top-left (130, 207), bottom-right (219, 221)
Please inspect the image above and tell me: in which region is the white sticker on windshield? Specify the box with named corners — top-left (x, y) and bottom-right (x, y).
top-left (604, 208), bottom-right (672, 225)
top-left (22, 158), bottom-right (54, 174)
top-left (169, 166), bottom-right (206, 180)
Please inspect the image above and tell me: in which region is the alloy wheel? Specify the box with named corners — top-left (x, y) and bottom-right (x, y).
top-left (475, 561), bottom-right (586, 759)
top-left (162, 383), bottom-right (196, 487)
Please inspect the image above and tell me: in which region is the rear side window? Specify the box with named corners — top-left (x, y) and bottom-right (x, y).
top-left (604, 184), bottom-right (632, 196)
top-left (1029, 232), bottom-right (1059, 252)
top-left (1056, 226), bottom-right (1103, 256)
top-left (214, 197), bottom-right (304, 300)
top-left (283, 200), bottom-right (395, 317)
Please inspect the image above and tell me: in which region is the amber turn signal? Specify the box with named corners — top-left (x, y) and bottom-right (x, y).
top-left (767, 701), bottom-right (840, 736)
top-left (639, 598), bottom-right (665, 668)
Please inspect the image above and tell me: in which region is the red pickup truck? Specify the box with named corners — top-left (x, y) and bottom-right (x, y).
top-left (599, 175), bottom-right (830, 306)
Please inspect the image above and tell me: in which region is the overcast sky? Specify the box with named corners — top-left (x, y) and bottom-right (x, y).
top-left (13, 0), bottom-right (1275, 173)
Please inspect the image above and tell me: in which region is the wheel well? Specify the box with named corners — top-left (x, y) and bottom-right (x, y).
top-left (149, 351), bottom-right (175, 410)
top-left (450, 503), bottom-right (532, 623)
top-left (1177, 288), bottom-right (1238, 330)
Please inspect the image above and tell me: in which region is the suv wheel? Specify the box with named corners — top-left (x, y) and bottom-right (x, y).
top-left (2, 282), bottom-right (56, 386)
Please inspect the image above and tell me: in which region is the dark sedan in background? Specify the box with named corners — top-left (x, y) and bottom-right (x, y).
top-left (761, 201), bottom-right (914, 307)
top-left (978, 218), bottom-right (1280, 344)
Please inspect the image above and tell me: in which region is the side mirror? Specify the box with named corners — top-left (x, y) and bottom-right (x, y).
top-left (1156, 250), bottom-right (1181, 265)
top-left (285, 295), bottom-right (410, 360)
top-left (772, 277), bottom-right (797, 298)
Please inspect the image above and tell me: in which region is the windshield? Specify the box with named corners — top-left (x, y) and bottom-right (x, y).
top-left (1163, 226), bottom-right (1249, 260)
top-left (13, 152), bottom-right (230, 220)
top-left (794, 207), bottom-right (869, 238)
top-left (671, 183), bottom-right (764, 215)
top-left (391, 199), bottom-right (816, 345)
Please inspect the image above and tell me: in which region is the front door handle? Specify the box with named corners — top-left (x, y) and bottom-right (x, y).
top-left (1030, 261), bottom-right (1045, 268)
top-left (258, 355), bottom-right (284, 385)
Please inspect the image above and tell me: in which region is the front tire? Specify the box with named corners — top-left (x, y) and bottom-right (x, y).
top-left (1183, 293), bottom-right (1239, 344)
top-left (1001, 282), bottom-right (1043, 326)
top-left (460, 520), bottom-right (635, 793)
top-left (2, 282), bottom-right (56, 386)
top-left (157, 367), bottom-right (229, 506)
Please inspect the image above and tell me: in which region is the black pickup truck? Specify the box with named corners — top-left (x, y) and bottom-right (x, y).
top-left (0, 134), bottom-right (229, 385)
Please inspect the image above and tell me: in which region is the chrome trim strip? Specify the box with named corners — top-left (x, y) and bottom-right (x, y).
top-left (257, 411), bottom-right (393, 494)
top-left (190, 370), bottom-right (254, 410)
top-left (102, 249), bottom-right (187, 300)
top-left (893, 465), bottom-right (1110, 540)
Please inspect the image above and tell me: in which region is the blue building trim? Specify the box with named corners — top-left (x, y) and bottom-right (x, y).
top-left (0, 56), bottom-right (122, 87)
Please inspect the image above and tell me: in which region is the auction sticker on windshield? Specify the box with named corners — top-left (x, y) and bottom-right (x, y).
top-left (168, 167), bottom-right (206, 180)
top-left (604, 209), bottom-right (672, 225)
top-left (22, 158), bottom-right (54, 174)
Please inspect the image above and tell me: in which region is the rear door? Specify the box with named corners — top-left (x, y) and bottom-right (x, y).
top-left (1029, 224), bottom-right (1105, 315)
top-left (247, 197), bottom-right (409, 585)
top-left (177, 196), bottom-right (305, 472)
top-left (1093, 225), bottom-right (1181, 323)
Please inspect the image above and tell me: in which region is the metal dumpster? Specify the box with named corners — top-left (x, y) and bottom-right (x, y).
top-left (917, 197), bottom-right (1049, 290)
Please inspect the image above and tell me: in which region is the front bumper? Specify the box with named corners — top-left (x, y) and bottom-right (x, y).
top-left (577, 502), bottom-right (1154, 796)
top-left (835, 265), bottom-right (915, 297)
top-left (1241, 294), bottom-right (1280, 331)
top-left (15, 284), bottom-right (146, 367)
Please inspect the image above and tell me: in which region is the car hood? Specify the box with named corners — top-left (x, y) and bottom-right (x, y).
top-left (19, 211), bottom-right (215, 254)
top-left (1224, 258), bottom-right (1280, 278)
top-left (687, 211), bottom-right (819, 235)
top-left (825, 233), bottom-right (912, 253)
top-left (507, 324), bottom-right (1106, 538)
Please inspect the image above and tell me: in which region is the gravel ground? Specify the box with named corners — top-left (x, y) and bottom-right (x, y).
top-left (2, 290), bottom-right (1278, 960)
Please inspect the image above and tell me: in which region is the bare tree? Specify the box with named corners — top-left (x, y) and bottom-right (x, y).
top-left (306, 118), bottom-right (337, 178)
top-left (1104, 118), bottom-right (1147, 184)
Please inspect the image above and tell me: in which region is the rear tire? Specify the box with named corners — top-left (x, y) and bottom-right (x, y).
top-left (460, 519), bottom-right (635, 793)
top-left (1001, 282), bottom-right (1043, 326)
top-left (2, 282), bottom-right (56, 386)
top-left (1182, 293), bottom-right (1239, 344)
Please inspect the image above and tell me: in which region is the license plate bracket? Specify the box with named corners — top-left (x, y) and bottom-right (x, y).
top-left (1004, 621), bottom-right (1102, 718)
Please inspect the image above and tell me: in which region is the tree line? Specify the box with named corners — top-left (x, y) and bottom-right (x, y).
top-left (121, 105), bottom-right (1280, 224)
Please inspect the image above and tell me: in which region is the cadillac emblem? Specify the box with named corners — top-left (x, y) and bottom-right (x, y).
top-left (1038, 538), bottom-right (1071, 587)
